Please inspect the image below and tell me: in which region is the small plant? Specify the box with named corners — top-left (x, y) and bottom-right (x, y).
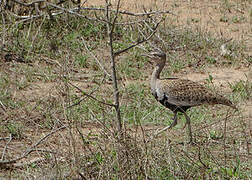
top-left (228, 79), bottom-right (252, 100)
top-left (75, 54), bottom-right (89, 68)
top-left (209, 130), bottom-right (223, 140)
top-left (232, 16), bottom-right (246, 23)
top-left (206, 74), bottom-right (214, 84)
top-left (6, 123), bottom-right (23, 139)
top-left (205, 56), bottom-right (217, 64)
top-left (220, 16), bottom-right (229, 22)
top-left (221, 0), bottom-right (233, 12)
top-left (246, 56), bottom-right (252, 63)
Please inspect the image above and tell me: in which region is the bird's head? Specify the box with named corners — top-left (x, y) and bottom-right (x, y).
top-left (143, 49), bottom-right (166, 64)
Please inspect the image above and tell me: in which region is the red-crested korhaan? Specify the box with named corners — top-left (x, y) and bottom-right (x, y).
top-left (146, 50), bottom-right (237, 143)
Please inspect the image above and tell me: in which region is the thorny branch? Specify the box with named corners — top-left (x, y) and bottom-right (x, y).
top-left (6, 0), bottom-right (174, 25)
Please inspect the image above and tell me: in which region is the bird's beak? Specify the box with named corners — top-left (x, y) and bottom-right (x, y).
top-left (141, 53), bottom-right (154, 58)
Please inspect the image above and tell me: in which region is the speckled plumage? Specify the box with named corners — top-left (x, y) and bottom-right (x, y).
top-left (147, 50), bottom-right (237, 142)
top-left (156, 78), bottom-right (236, 109)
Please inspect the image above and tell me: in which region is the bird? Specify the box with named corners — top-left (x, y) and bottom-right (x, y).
top-left (145, 49), bottom-right (237, 143)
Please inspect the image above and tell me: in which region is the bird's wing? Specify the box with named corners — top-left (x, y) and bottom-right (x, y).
top-left (158, 79), bottom-right (214, 107)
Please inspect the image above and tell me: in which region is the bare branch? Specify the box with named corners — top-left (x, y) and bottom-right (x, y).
top-left (78, 7), bottom-right (176, 17)
top-left (46, 2), bottom-right (108, 23)
top-left (9, 0), bottom-right (174, 28)
top-left (68, 81), bottom-right (115, 107)
top-left (143, 19), bottom-right (168, 47)
top-left (81, 37), bottom-right (111, 78)
top-left (114, 18), bottom-right (163, 56)
top-left (111, 0), bottom-right (121, 32)
top-left (10, 0), bottom-right (175, 17)
top-left (13, 157), bottom-right (45, 168)
top-left (9, 11), bottom-right (43, 20)
top-left (10, 3), bottom-right (107, 24)
top-left (198, 146), bottom-right (209, 169)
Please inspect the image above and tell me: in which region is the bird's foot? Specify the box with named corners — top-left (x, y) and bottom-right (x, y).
top-left (168, 118), bottom-right (178, 129)
top-left (154, 126), bottom-right (170, 137)
top-left (182, 122), bottom-right (187, 130)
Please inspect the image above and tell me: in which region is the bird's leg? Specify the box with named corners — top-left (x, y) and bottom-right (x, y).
top-left (182, 111), bottom-right (193, 143)
top-left (154, 112), bottom-right (178, 136)
top-left (168, 112), bottom-right (178, 129)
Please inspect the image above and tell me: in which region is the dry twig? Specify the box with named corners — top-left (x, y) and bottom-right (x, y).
top-left (0, 126), bottom-right (66, 166)
top-left (1, 134), bottom-right (12, 161)
top-left (114, 18), bottom-right (163, 56)
top-left (68, 81), bottom-right (115, 107)
top-left (81, 37), bottom-right (111, 78)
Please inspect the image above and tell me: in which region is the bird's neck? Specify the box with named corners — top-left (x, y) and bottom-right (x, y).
top-left (151, 58), bottom-right (166, 91)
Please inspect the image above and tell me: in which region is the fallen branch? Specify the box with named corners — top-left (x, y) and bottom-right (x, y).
top-left (13, 157), bottom-right (45, 168)
top-left (0, 126), bottom-right (66, 166)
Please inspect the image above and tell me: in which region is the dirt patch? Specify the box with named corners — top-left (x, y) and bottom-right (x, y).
top-left (14, 82), bottom-right (58, 101)
top-left (181, 67), bottom-right (251, 92)
top-left (13, 81), bottom-right (94, 101)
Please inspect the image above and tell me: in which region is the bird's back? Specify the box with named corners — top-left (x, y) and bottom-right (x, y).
top-left (154, 78), bottom-right (236, 109)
